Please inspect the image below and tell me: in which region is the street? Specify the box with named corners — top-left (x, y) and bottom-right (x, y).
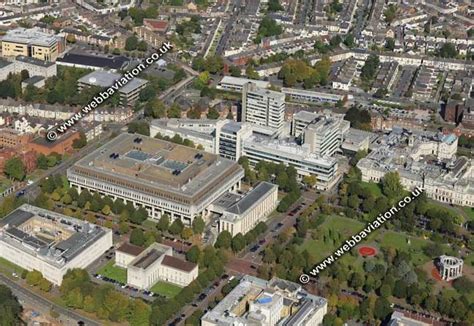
top-left (0, 274), bottom-right (99, 326)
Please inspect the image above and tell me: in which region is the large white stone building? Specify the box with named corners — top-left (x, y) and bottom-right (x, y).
top-left (357, 130), bottom-right (474, 207)
top-left (242, 83), bottom-right (286, 131)
top-left (201, 275), bottom-right (327, 326)
top-left (217, 182), bottom-right (278, 236)
top-left (67, 133), bottom-right (244, 225)
top-left (0, 205), bottom-right (112, 285)
top-left (120, 242), bottom-right (198, 289)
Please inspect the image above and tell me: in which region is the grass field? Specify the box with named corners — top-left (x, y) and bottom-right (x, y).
top-left (298, 216), bottom-right (364, 261)
top-left (298, 215), bottom-right (439, 268)
top-left (462, 207), bottom-right (474, 221)
top-left (150, 281), bottom-right (182, 298)
top-left (376, 231), bottom-right (434, 266)
top-left (360, 181), bottom-right (382, 197)
top-left (97, 261), bottom-right (127, 284)
top-left (0, 257), bottom-right (26, 276)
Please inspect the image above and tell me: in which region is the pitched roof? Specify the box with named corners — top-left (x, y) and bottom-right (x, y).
top-left (117, 242), bottom-right (145, 256)
top-left (161, 255), bottom-right (196, 272)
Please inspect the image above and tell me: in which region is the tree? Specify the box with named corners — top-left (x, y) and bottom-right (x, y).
top-left (157, 214), bottom-right (170, 232)
top-left (231, 233), bottom-right (246, 252)
top-left (130, 207), bottom-right (148, 224)
top-left (384, 4), bottom-right (397, 24)
top-left (229, 66), bottom-right (241, 77)
top-left (102, 205), bottom-right (111, 215)
top-left (130, 228), bottom-right (145, 246)
top-left (452, 276), bottom-right (474, 295)
top-left (167, 103), bottom-right (182, 118)
top-left (374, 297), bottom-right (392, 320)
top-left (125, 36), bottom-right (138, 51)
top-left (360, 55), bottom-right (380, 83)
top-left (437, 43), bottom-right (458, 58)
top-left (26, 270), bottom-right (43, 286)
top-left (61, 193), bottom-right (72, 205)
top-left (215, 230), bottom-right (232, 249)
top-left (268, 0), bottom-right (283, 11)
top-left (192, 216), bottom-right (205, 234)
top-left (0, 284), bottom-right (23, 325)
top-left (137, 40), bottom-right (148, 52)
top-left (207, 107), bottom-right (219, 119)
top-left (255, 16), bottom-right (283, 43)
top-left (144, 99), bottom-right (166, 118)
top-left (129, 299), bottom-right (151, 326)
top-left (4, 157), bottom-right (25, 181)
top-left (77, 190), bottom-right (92, 208)
top-left (72, 132), bottom-right (87, 149)
top-left (128, 121), bottom-right (150, 136)
top-left (181, 227), bottom-right (193, 240)
top-left (169, 219), bottom-right (184, 235)
top-left (385, 38), bottom-right (395, 51)
top-left (343, 34), bottom-right (355, 48)
top-left (39, 278), bottom-right (52, 292)
top-left (37, 154), bottom-right (48, 169)
top-left (117, 222), bottom-right (129, 235)
top-left (381, 171), bottom-right (403, 199)
top-left (186, 245), bottom-right (201, 263)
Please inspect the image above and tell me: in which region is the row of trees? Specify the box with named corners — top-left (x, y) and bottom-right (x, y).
top-left (4, 151), bottom-right (63, 182)
top-left (278, 57), bottom-right (331, 88)
top-left (60, 269), bottom-right (150, 324)
top-left (255, 16), bottom-right (283, 44)
top-left (0, 285), bottom-right (23, 325)
top-left (25, 270), bottom-right (52, 292)
top-left (214, 222), bottom-right (268, 253)
top-left (344, 106), bottom-right (372, 131)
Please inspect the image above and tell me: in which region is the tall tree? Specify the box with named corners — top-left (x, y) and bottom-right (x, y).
top-left (4, 157), bottom-right (25, 181)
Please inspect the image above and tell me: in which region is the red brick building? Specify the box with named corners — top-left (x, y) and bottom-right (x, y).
top-left (0, 148), bottom-right (37, 174)
top-left (28, 131), bottom-right (80, 156)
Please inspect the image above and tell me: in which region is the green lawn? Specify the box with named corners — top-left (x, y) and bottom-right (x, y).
top-left (462, 207), bottom-right (474, 222)
top-left (97, 261), bottom-right (127, 284)
top-left (360, 181), bottom-right (382, 196)
top-left (298, 215), bottom-right (438, 267)
top-left (0, 178), bottom-right (12, 193)
top-left (299, 216), bottom-right (364, 261)
top-left (0, 257), bottom-right (26, 276)
top-left (376, 231), bottom-right (433, 266)
top-left (150, 281), bottom-right (182, 298)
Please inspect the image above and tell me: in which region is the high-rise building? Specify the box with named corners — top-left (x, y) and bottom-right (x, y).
top-left (242, 83), bottom-right (285, 131)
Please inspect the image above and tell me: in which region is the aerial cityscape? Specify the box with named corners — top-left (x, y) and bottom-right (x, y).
top-left (0, 0), bottom-right (472, 325)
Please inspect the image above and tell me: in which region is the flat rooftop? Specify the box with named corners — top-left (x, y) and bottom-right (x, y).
top-left (78, 71), bottom-right (147, 94)
top-left (57, 53), bottom-right (129, 70)
top-left (0, 204), bottom-right (109, 268)
top-left (130, 242), bottom-right (170, 269)
top-left (223, 182), bottom-right (277, 220)
top-left (68, 133), bottom-right (243, 204)
top-left (219, 76), bottom-right (270, 89)
top-left (2, 28), bottom-right (57, 47)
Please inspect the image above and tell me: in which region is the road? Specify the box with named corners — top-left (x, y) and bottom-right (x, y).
top-left (178, 190), bottom-right (319, 322)
top-left (0, 274), bottom-right (99, 326)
